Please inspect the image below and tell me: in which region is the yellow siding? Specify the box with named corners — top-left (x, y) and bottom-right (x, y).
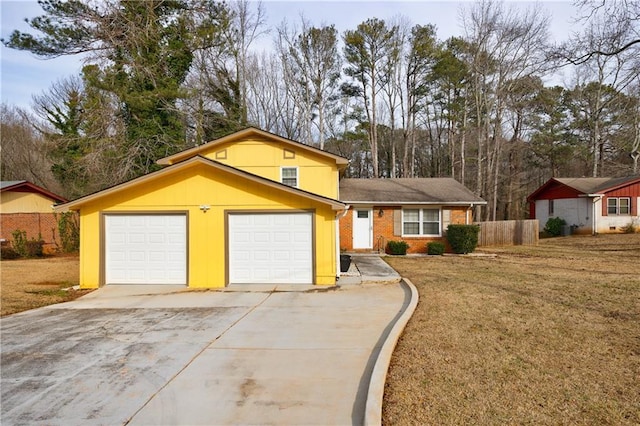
top-left (78, 163), bottom-right (337, 288)
top-left (199, 138), bottom-right (339, 199)
top-left (1, 192), bottom-right (57, 213)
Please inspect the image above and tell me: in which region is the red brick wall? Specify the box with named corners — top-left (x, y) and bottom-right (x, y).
top-left (339, 209), bottom-right (354, 251)
top-left (0, 213), bottom-right (67, 254)
top-left (339, 206), bottom-right (470, 254)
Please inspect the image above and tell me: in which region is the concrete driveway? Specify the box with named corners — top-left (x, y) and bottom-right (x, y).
top-left (1, 282), bottom-right (411, 425)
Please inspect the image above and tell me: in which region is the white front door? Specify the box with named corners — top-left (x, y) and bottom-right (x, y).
top-left (353, 209), bottom-right (372, 249)
top-left (228, 213), bottom-right (313, 284)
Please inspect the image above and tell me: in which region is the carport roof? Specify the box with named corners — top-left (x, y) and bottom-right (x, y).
top-left (55, 156), bottom-right (347, 212)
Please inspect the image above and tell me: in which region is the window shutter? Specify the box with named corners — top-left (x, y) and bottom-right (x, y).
top-left (442, 209), bottom-right (451, 233)
top-left (393, 210), bottom-right (402, 236)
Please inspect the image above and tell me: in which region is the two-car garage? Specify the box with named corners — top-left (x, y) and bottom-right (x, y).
top-left (104, 212), bottom-right (313, 286)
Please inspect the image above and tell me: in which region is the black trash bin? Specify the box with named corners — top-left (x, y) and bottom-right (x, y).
top-left (340, 254), bottom-right (352, 273)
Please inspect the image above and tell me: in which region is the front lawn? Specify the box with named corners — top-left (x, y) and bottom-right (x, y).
top-left (383, 234), bottom-right (640, 425)
top-left (1, 255), bottom-right (92, 316)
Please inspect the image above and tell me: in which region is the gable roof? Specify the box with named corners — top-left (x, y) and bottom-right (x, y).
top-left (528, 176), bottom-right (640, 200)
top-left (156, 127), bottom-right (349, 168)
top-left (55, 156), bottom-right (346, 212)
top-left (1, 180), bottom-right (67, 204)
top-left (339, 178), bottom-right (486, 205)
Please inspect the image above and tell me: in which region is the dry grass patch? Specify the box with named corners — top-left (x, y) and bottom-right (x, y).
top-left (383, 234), bottom-right (640, 426)
top-left (1, 255), bottom-right (92, 316)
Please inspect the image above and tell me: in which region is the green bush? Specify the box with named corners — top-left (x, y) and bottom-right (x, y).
top-left (1, 246), bottom-right (20, 260)
top-left (56, 212), bottom-right (80, 252)
top-left (544, 217), bottom-right (567, 237)
top-left (11, 230), bottom-right (28, 257)
top-left (427, 241), bottom-right (445, 255)
top-left (446, 224), bottom-right (480, 254)
top-left (10, 229), bottom-right (44, 258)
top-left (386, 240), bottom-right (409, 255)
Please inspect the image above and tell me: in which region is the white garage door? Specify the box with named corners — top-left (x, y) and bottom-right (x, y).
top-left (228, 213), bottom-right (313, 284)
top-left (105, 214), bottom-right (187, 285)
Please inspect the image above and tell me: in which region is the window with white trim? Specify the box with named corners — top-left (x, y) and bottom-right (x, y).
top-left (402, 208), bottom-right (441, 236)
top-left (607, 197), bottom-right (630, 215)
top-left (281, 167), bottom-right (298, 187)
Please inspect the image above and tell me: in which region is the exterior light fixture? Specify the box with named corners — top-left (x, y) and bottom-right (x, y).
top-left (199, 205), bottom-right (210, 212)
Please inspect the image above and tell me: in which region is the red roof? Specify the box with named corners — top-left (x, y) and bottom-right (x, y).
top-left (0, 181), bottom-right (67, 204)
top-left (527, 176), bottom-right (640, 201)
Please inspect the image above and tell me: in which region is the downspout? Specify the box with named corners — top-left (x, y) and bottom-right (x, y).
top-left (578, 194), bottom-right (603, 235)
top-left (466, 203), bottom-right (475, 225)
top-left (335, 205), bottom-right (351, 279)
top-left (591, 195), bottom-right (602, 235)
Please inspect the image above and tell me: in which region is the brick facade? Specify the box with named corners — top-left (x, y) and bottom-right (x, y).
top-left (0, 213), bottom-right (69, 254)
top-left (339, 205), bottom-right (471, 254)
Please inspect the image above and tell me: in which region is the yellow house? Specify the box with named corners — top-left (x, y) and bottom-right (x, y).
top-left (56, 128), bottom-right (349, 288)
top-left (1, 181), bottom-right (67, 213)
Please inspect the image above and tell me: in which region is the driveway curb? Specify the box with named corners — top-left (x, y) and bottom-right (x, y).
top-left (364, 278), bottom-right (419, 426)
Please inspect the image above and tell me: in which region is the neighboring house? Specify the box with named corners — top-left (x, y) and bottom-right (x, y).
top-left (339, 178), bottom-right (486, 253)
top-left (1, 181), bottom-right (68, 253)
top-left (56, 128), bottom-right (348, 288)
top-left (1, 180), bottom-right (67, 213)
top-left (527, 176), bottom-right (640, 234)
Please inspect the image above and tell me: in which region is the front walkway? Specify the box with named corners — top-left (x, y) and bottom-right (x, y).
top-left (339, 253), bottom-right (402, 285)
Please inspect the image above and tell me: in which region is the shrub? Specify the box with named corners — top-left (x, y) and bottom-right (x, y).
top-left (427, 242), bottom-right (445, 255)
top-left (621, 220), bottom-right (638, 234)
top-left (56, 212), bottom-right (80, 252)
top-left (11, 230), bottom-right (28, 257)
top-left (386, 240), bottom-right (409, 255)
top-left (544, 217), bottom-right (567, 237)
top-left (446, 224), bottom-right (480, 254)
top-left (1, 246), bottom-right (20, 260)
top-left (25, 239), bottom-right (44, 257)
top-left (10, 229), bottom-right (44, 258)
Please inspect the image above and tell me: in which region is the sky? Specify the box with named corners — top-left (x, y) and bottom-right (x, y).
top-left (0, 1), bottom-right (580, 112)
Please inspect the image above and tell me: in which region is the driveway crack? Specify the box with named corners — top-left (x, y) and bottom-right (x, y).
top-left (123, 291), bottom-right (274, 425)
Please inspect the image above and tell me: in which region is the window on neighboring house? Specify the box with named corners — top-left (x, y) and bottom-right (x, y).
top-left (281, 167), bottom-right (298, 187)
top-left (607, 197), bottom-right (630, 215)
top-left (403, 208), bottom-right (441, 236)
top-left (548, 199), bottom-right (554, 216)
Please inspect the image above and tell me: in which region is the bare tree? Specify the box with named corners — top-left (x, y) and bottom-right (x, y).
top-left (343, 18), bottom-right (397, 177)
top-left (462, 1), bottom-right (550, 220)
top-left (277, 17), bottom-right (341, 148)
top-left (0, 104), bottom-right (59, 192)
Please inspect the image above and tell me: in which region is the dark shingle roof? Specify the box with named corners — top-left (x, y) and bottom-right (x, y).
top-left (554, 176), bottom-right (640, 194)
top-left (339, 178), bottom-right (485, 204)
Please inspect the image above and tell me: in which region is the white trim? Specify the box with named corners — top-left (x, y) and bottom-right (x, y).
top-left (607, 197), bottom-right (631, 216)
top-left (280, 166), bottom-right (299, 188)
top-left (401, 207), bottom-right (442, 237)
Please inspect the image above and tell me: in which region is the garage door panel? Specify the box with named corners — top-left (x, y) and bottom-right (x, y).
top-left (105, 215), bottom-right (186, 285)
top-left (228, 213), bottom-right (313, 284)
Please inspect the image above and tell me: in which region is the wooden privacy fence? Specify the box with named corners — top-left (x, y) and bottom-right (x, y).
top-left (474, 220), bottom-right (539, 247)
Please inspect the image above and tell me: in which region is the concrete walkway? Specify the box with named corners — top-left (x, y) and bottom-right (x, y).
top-left (339, 254), bottom-right (402, 285)
top-left (1, 259), bottom-right (415, 426)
